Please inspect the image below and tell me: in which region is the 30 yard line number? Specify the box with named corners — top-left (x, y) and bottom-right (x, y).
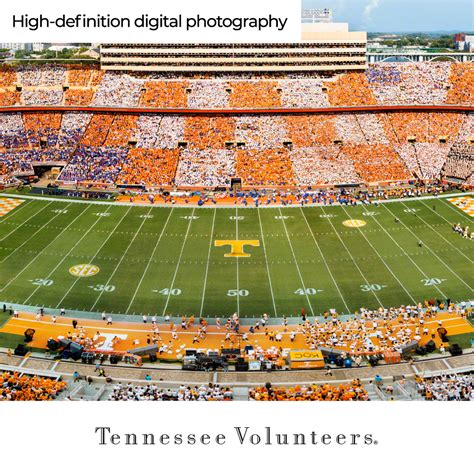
top-left (89, 284), bottom-right (115, 292)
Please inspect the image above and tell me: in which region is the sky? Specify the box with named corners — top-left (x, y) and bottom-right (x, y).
top-left (302, 0), bottom-right (474, 32)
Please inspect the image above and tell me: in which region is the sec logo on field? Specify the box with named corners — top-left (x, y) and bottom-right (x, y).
top-left (69, 264), bottom-right (100, 277)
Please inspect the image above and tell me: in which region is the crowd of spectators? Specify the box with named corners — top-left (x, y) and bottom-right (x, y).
top-left (175, 149), bottom-right (235, 187)
top-left (415, 373), bottom-right (474, 401)
top-left (446, 63), bottom-right (474, 105)
top-left (59, 146), bottom-right (130, 183)
top-left (135, 115), bottom-right (184, 149)
top-left (298, 304), bottom-right (450, 355)
top-left (0, 64), bottom-right (472, 188)
top-left (140, 80), bottom-right (189, 107)
top-left (117, 148), bottom-right (179, 186)
top-left (0, 370), bottom-right (66, 401)
top-left (368, 63), bottom-right (452, 105)
top-left (0, 63), bottom-right (472, 109)
top-left (249, 380), bottom-right (369, 401)
top-left (108, 382), bottom-right (233, 401)
top-left (0, 109), bottom-right (471, 187)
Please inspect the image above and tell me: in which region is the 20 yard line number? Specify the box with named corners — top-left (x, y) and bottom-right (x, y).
top-left (30, 278), bottom-right (53, 287)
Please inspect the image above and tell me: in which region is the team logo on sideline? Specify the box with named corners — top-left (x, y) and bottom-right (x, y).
top-left (69, 264), bottom-right (100, 277)
top-left (343, 219), bottom-right (366, 228)
top-left (215, 240), bottom-right (260, 257)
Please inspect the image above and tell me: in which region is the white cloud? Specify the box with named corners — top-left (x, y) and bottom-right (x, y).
top-left (363, 0), bottom-right (381, 23)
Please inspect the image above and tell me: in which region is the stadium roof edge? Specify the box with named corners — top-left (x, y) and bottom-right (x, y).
top-left (0, 105), bottom-right (472, 115)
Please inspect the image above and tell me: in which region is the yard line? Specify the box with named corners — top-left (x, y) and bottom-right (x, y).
top-left (360, 204), bottom-right (447, 300)
top-left (23, 205), bottom-right (111, 305)
top-left (161, 208), bottom-right (195, 317)
top-left (257, 207), bottom-right (278, 318)
top-left (0, 202), bottom-right (71, 264)
top-left (0, 203), bottom-right (83, 293)
top-left (235, 207), bottom-right (240, 316)
top-left (199, 208), bottom-right (216, 317)
top-left (300, 207), bottom-right (351, 314)
top-left (125, 208), bottom-right (174, 315)
top-left (55, 207), bottom-right (132, 308)
top-left (318, 206), bottom-right (384, 307)
top-left (340, 205), bottom-right (416, 304)
top-left (417, 199), bottom-right (473, 264)
top-left (0, 201), bottom-right (53, 243)
top-left (90, 207), bottom-right (154, 312)
top-left (0, 199), bottom-right (33, 225)
top-left (381, 203), bottom-right (473, 292)
top-left (277, 207), bottom-right (315, 317)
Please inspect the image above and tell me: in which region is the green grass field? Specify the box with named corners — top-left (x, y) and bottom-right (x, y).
top-left (0, 194), bottom-right (472, 318)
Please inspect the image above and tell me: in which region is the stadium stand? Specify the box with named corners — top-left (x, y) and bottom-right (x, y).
top-left (415, 373), bottom-right (474, 401)
top-left (1, 109), bottom-right (470, 188)
top-left (108, 383), bottom-right (233, 401)
top-left (249, 380), bottom-right (369, 401)
top-left (0, 370), bottom-right (66, 401)
top-left (0, 63), bottom-right (472, 108)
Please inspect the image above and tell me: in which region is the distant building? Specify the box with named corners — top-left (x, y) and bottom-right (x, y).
top-left (455, 33), bottom-right (474, 52)
top-left (32, 43), bottom-right (51, 52)
top-left (0, 43), bottom-right (31, 52)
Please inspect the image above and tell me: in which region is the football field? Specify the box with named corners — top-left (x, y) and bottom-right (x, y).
top-left (0, 194), bottom-right (472, 318)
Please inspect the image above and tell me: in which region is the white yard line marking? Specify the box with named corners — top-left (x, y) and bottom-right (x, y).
top-left (318, 206), bottom-right (384, 307)
top-left (23, 205), bottom-right (111, 305)
top-left (381, 203), bottom-right (473, 292)
top-left (0, 202), bottom-right (66, 264)
top-left (300, 207), bottom-right (350, 314)
top-left (235, 207), bottom-right (240, 316)
top-left (199, 208), bottom-right (216, 317)
top-left (55, 207), bottom-right (133, 308)
top-left (361, 203), bottom-right (448, 299)
top-left (278, 207), bottom-right (314, 317)
top-left (161, 208), bottom-right (196, 317)
top-left (125, 208), bottom-right (174, 315)
top-left (0, 203), bottom-right (82, 293)
top-left (418, 199), bottom-right (473, 264)
top-left (257, 208), bottom-right (278, 318)
top-left (90, 207), bottom-right (154, 311)
top-left (340, 205), bottom-right (417, 304)
top-left (0, 201), bottom-right (52, 243)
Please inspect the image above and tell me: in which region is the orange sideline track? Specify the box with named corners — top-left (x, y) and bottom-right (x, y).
top-left (1, 311), bottom-right (472, 361)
